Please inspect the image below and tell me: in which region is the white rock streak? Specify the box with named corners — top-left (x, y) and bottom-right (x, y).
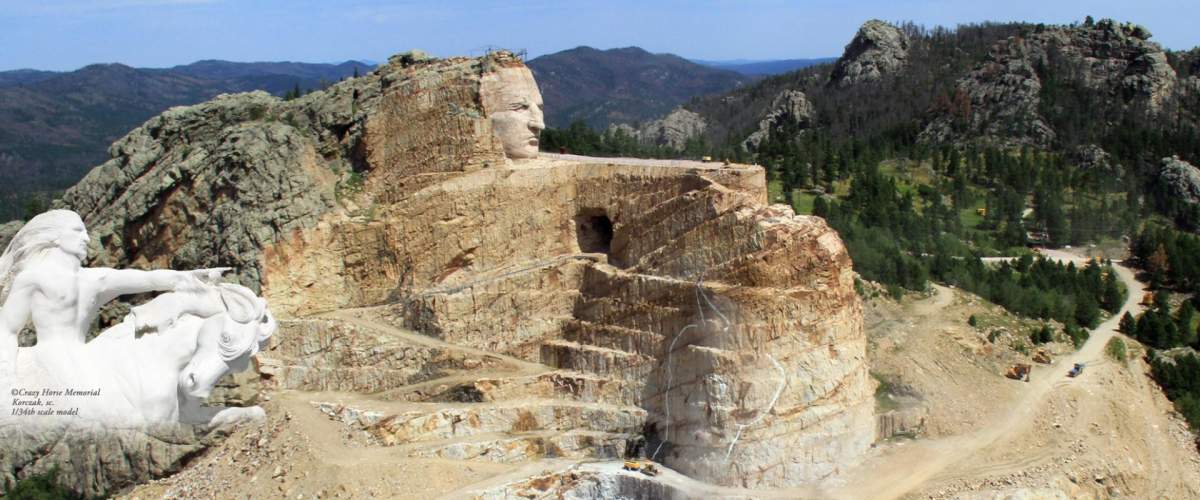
top-left (725, 353), bottom-right (787, 461)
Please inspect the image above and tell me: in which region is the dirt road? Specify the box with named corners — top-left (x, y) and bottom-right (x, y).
top-left (824, 250), bottom-right (1147, 499)
top-left (648, 250), bottom-right (1150, 499)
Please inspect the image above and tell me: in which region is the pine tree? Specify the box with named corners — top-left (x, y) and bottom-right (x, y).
top-left (1120, 312), bottom-right (1136, 334)
top-left (1180, 301), bottom-right (1197, 346)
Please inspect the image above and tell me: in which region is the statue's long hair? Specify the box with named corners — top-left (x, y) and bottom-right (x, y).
top-left (0, 210), bottom-right (83, 305)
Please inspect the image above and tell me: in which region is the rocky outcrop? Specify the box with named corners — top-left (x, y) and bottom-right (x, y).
top-left (1160, 155), bottom-right (1200, 207)
top-left (56, 51), bottom-right (507, 292)
top-left (59, 91), bottom-right (338, 290)
top-left (743, 90), bottom-right (816, 149)
top-left (920, 19), bottom-right (1183, 147)
top-left (609, 107), bottom-right (706, 150)
top-left (1075, 144), bottom-right (1124, 179)
top-left (10, 51), bottom-right (871, 493)
top-left (829, 20), bottom-right (910, 87)
top-left (0, 424), bottom-right (218, 497)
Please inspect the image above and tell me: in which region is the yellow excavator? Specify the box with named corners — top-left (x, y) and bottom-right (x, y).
top-left (623, 460), bottom-right (660, 476)
top-left (1005, 363), bottom-right (1032, 382)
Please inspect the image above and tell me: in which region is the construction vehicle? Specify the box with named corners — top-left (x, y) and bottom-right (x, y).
top-left (1005, 363), bottom-right (1032, 382)
top-left (1068, 363), bottom-right (1085, 377)
top-left (622, 460), bottom-right (659, 477)
top-left (1032, 349), bottom-right (1053, 364)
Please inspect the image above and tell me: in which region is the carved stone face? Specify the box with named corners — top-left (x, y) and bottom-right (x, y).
top-left (481, 66), bottom-right (545, 159)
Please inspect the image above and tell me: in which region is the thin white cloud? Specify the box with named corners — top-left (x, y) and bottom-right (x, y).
top-left (13, 0), bottom-right (224, 16)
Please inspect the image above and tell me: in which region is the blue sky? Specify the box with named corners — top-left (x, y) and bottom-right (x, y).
top-left (2, 0), bottom-right (1198, 71)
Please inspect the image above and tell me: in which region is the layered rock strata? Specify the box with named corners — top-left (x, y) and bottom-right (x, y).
top-left (261, 153), bottom-right (871, 487)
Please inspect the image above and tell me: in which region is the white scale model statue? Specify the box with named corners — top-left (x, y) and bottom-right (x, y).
top-left (0, 209), bottom-right (273, 427)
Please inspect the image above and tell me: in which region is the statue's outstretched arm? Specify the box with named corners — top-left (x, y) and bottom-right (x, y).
top-left (0, 274), bottom-right (35, 381)
top-left (88, 267), bottom-right (230, 305)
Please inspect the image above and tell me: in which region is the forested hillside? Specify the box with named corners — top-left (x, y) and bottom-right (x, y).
top-left (0, 60), bottom-right (371, 222)
top-left (527, 46), bottom-right (748, 128)
top-left (541, 17), bottom-right (1198, 319)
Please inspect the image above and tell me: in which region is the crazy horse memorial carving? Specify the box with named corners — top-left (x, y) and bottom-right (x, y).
top-left (0, 50), bottom-right (869, 496)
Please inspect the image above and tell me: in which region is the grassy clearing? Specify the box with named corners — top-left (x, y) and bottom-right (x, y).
top-left (959, 197), bottom-right (987, 230)
top-left (768, 179), bottom-right (787, 204)
top-left (767, 179), bottom-right (819, 215)
top-left (793, 192), bottom-right (817, 215)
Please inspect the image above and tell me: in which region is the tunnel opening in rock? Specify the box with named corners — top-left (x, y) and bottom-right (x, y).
top-left (575, 210), bottom-right (614, 256)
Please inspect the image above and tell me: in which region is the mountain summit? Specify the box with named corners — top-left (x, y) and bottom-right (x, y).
top-left (527, 46), bottom-right (748, 128)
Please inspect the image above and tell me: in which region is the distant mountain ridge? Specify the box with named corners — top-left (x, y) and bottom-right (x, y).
top-left (527, 46), bottom-right (749, 128)
top-left (0, 69), bottom-right (59, 86)
top-left (691, 57), bottom-right (837, 75)
top-left (0, 59), bottom-right (372, 221)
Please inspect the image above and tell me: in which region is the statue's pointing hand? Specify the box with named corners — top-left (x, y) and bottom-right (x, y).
top-left (175, 267), bottom-right (231, 292)
top-left (193, 267), bottom-right (232, 284)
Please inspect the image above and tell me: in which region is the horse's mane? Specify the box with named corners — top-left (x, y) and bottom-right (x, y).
top-left (212, 283), bottom-right (274, 361)
top-left (106, 282), bottom-right (275, 360)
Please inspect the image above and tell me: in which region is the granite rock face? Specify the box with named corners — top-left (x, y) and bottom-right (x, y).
top-left (920, 19), bottom-right (1183, 147)
top-left (1160, 155), bottom-right (1200, 207)
top-left (0, 424), bottom-right (218, 497)
top-left (829, 20), bottom-right (911, 87)
top-left (59, 92), bottom-right (338, 290)
top-left (743, 89), bottom-right (816, 149)
top-left (7, 51), bottom-right (871, 493)
top-left (1074, 144), bottom-right (1122, 178)
top-left (56, 52), bottom-right (510, 293)
top-left (608, 107), bottom-right (707, 150)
